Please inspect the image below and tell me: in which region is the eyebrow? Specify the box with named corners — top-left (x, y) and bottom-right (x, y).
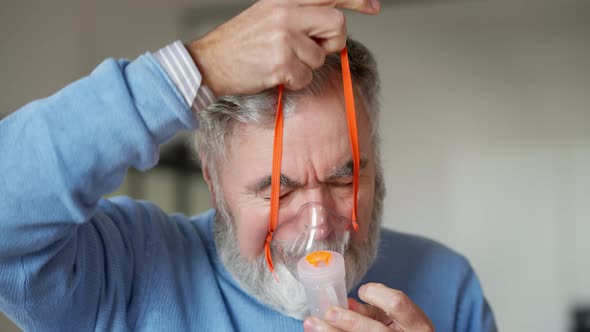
top-left (248, 174), bottom-right (302, 194)
top-left (248, 158), bottom-right (369, 194)
top-left (325, 158), bottom-right (368, 182)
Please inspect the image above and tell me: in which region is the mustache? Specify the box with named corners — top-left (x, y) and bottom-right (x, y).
top-left (273, 232), bottom-right (351, 257)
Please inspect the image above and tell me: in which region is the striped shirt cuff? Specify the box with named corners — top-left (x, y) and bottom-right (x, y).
top-left (153, 40), bottom-right (216, 113)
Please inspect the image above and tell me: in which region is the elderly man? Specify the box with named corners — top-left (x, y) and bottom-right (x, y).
top-left (0, 0), bottom-right (496, 331)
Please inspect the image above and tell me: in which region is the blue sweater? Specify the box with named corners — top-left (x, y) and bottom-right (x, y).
top-left (0, 53), bottom-right (497, 331)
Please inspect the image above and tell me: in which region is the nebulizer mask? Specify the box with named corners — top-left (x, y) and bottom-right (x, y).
top-left (270, 202), bottom-right (354, 317)
top-left (263, 45), bottom-right (361, 318)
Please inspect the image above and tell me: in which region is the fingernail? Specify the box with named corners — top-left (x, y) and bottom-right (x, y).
top-left (359, 284), bottom-right (367, 296)
top-left (325, 308), bottom-right (342, 322)
top-left (303, 317), bottom-right (325, 332)
top-left (371, 0), bottom-right (381, 10)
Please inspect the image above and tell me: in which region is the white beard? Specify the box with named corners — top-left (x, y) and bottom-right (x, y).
top-left (264, 264), bottom-right (309, 318)
top-left (213, 202), bottom-right (382, 319)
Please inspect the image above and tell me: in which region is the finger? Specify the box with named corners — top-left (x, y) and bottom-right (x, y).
top-left (359, 283), bottom-right (435, 331)
top-left (282, 58), bottom-right (314, 90)
top-left (348, 298), bottom-right (395, 327)
top-left (303, 316), bottom-right (345, 332)
top-left (295, 7), bottom-right (346, 39)
top-left (323, 306), bottom-right (395, 332)
top-left (317, 34), bottom-right (347, 54)
top-left (294, 7), bottom-right (347, 53)
top-left (295, 0), bottom-right (381, 14)
top-left (335, 0), bottom-right (381, 13)
top-left (292, 33), bottom-right (327, 70)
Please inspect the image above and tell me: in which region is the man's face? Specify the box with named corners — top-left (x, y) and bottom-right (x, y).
top-left (217, 90), bottom-right (376, 261)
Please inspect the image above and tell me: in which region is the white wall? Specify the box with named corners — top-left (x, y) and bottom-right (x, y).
top-left (346, 1), bottom-right (590, 331)
top-left (1, 0), bottom-right (588, 331)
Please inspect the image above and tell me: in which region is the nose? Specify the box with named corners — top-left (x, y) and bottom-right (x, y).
top-left (303, 203), bottom-right (334, 242)
top-left (302, 185), bottom-right (337, 213)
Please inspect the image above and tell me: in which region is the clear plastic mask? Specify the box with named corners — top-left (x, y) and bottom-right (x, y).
top-left (271, 202), bottom-right (354, 279)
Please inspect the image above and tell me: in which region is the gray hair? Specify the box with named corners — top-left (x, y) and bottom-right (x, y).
top-left (194, 37), bottom-right (381, 174)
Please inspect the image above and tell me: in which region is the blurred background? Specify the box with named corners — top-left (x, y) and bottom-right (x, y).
top-left (1, 0), bottom-right (589, 331)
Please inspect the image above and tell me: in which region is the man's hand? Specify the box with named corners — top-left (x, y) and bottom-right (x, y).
top-left (186, 0), bottom-right (380, 96)
top-left (303, 283), bottom-right (435, 332)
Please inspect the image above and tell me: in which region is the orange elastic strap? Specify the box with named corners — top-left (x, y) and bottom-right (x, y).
top-left (340, 47), bottom-right (361, 231)
top-left (264, 46), bottom-right (361, 276)
top-left (264, 84), bottom-right (284, 280)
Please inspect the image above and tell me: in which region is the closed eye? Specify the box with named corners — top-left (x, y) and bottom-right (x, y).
top-left (328, 176), bottom-right (353, 187)
top-left (261, 190), bottom-right (294, 201)
top-left (331, 181), bottom-right (353, 187)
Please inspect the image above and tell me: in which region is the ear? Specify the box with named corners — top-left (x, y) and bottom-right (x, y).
top-left (199, 156), bottom-right (218, 209)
